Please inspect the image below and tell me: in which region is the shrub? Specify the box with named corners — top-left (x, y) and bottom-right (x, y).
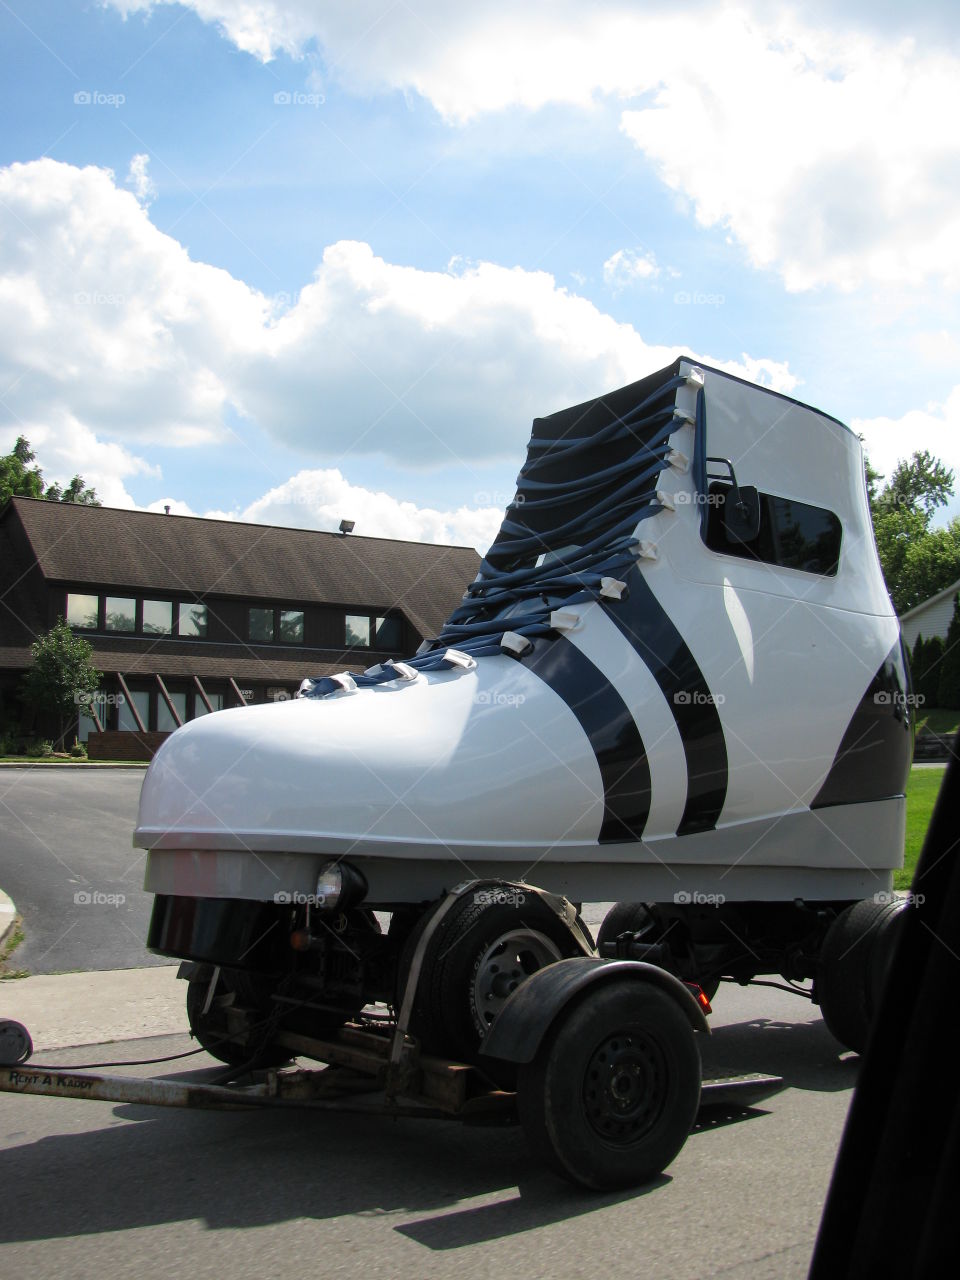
top-left (19, 619), bottom-right (101, 749)
top-left (911, 633), bottom-right (926, 691)
top-left (918, 636), bottom-right (945, 708)
top-left (69, 739), bottom-right (87, 759)
top-left (937, 595), bottom-right (960, 710)
top-left (25, 739), bottom-right (55, 758)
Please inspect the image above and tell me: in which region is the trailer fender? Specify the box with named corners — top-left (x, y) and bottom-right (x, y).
top-left (479, 956), bottom-right (709, 1065)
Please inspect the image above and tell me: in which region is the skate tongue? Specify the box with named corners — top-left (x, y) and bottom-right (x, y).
top-left (299, 362), bottom-right (703, 701)
top-left (434, 370), bottom-right (694, 652)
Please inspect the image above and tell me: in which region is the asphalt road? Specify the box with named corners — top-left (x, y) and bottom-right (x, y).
top-left (0, 766), bottom-right (163, 973)
top-left (0, 981), bottom-right (851, 1280)
top-left (0, 766), bottom-right (626, 974)
top-left (0, 767), bottom-right (677, 974)
top-left (0, 769), bottom-right (857, 1276)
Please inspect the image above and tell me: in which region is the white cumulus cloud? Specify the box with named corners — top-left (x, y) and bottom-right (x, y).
top-left (603, 248), bottom-right (660, 292)
top-left (236, 468), bottom-right (502, 549)
top-left (108, 2), bottom-right (960, 292)
top-left (0, 157), bottom-right (795, 481)
top-left (125, 153), bottom-right (157, 205)
top-left (854, 387), bottom-right (960, 520)
top-left (142, 470), bottom-right (502, 550)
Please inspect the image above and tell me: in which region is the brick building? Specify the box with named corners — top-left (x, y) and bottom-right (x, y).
top-left (0, 497), bottom-right (480, 757)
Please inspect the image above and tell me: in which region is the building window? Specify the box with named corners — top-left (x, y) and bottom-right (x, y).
top-left (374, 614), bottom-right (403, 650)
top-left (249, 607), bottom-right (275, 643)
top-left (345, 614), bottom-right (371, 647)
top-left (66, 592), bottom-right (99, 630)
top-left (279, 609), bottom-right (304, 644)
top-left (142, 599), bottom-right (173, 635)
top-left (105, 596), bottom-right (136, 632)
top-left (193, 692), bottom-right (225, 718)
top-left (157, 690), bottom-right (187, 733)
top-left (77, 692), bottom-right (107, 742)
top-left (118, 688), bottom-right (151, 732)
top-left (178, 602), bottom-right (208, 638)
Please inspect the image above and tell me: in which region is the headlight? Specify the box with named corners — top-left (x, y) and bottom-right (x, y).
top-left (315, 861), bottom-right (366, 913)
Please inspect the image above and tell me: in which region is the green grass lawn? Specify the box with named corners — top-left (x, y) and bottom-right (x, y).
top-left (915, 708), bottom-right (960, 738)
top-left (0, 755), bottom-right (146, 766)
top-left (897, 764), bottom-right (948, 889)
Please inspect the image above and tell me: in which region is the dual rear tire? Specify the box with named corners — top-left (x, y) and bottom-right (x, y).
top-left (816, 898), bottom-right (908, 1054)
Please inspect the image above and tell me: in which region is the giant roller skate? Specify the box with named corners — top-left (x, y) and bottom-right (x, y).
top-left (137, 358), bottom-right (914, 1107)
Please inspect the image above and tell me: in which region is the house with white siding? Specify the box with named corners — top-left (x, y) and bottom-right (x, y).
top-left (900, 578), bottom-right (960, 650)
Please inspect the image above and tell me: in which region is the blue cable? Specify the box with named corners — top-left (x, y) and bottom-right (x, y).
top-left (300, 384), bottom-right (697, 699)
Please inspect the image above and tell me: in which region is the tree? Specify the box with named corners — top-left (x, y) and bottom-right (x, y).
top-left (0, 436), bottom-right (100, 507)
top-left (19, 619), bottom-right (102, 748)
top-left (865, 448), bottom-right (960, 614)
top-left (895, 523), bottom-right (960, 615)
top-left (44, 475), bottom-right (100, 505)
top-left (0, 436), bottom-right (44, 504)
top-left (911, 633), bottom-right (926, 686)
top-left (917, 636), bottom-right (945, 708)
top-left (937, 596), bottom-right (960, 711)
top-left (874, 450), bottom-right (954, 519)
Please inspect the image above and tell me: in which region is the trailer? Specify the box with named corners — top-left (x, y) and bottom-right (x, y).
top-left (0, 964), bottom-right (783, 1192)
top-left (0, 881), bottom-right (783, 1189)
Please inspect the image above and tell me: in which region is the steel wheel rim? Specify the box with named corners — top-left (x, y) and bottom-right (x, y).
top-left (473, 929), bottom-right (562, 1031)
top-left (582, 1029), bottom-right (667, 1146)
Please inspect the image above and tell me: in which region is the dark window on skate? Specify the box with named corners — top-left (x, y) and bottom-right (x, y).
top-left (705, 483), bottom-right (842, 576)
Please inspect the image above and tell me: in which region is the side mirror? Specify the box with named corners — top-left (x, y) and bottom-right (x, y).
top-left (724, 485), bottom-right (761, 544)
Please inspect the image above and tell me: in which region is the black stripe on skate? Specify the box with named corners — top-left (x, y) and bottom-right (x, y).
top-left (601, 563), bottom-right (728, 834)
top-left (522, 635), bottom-right (652, 842)
top-left (812, 638), bottom-right (914, 808)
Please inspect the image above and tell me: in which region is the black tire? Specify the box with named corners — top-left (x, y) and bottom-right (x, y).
top-left (399, 889), bottom-right (583, 1061)
top-left (598, 902), bottom-right (720, 1002)
top-left (817, 898), bottom-right (908, 1054)
top-left (517, 979), bottom-right (701, 1190)
top-left (186, 968), bottom-right (291, 1068)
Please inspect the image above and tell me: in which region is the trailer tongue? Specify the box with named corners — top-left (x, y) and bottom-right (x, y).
top-left (0, 1010), bottom-right (783, 1181)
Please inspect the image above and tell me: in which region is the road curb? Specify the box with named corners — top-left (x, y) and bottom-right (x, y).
top-left (0, 965), bottom-right (185, 1051)
top-left (0, 762), bottom-right (148, 770)
top-left (0, 888), bottom-right (16, 949)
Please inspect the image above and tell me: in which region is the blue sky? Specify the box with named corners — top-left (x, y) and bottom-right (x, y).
top-left (1, 1), bottom-right (959, 545)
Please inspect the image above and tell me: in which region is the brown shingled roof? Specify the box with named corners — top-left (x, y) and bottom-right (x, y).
top-left (0, 644), bottom-right (361, 682)
top-left (5, 497), bottom-right (480, 641)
